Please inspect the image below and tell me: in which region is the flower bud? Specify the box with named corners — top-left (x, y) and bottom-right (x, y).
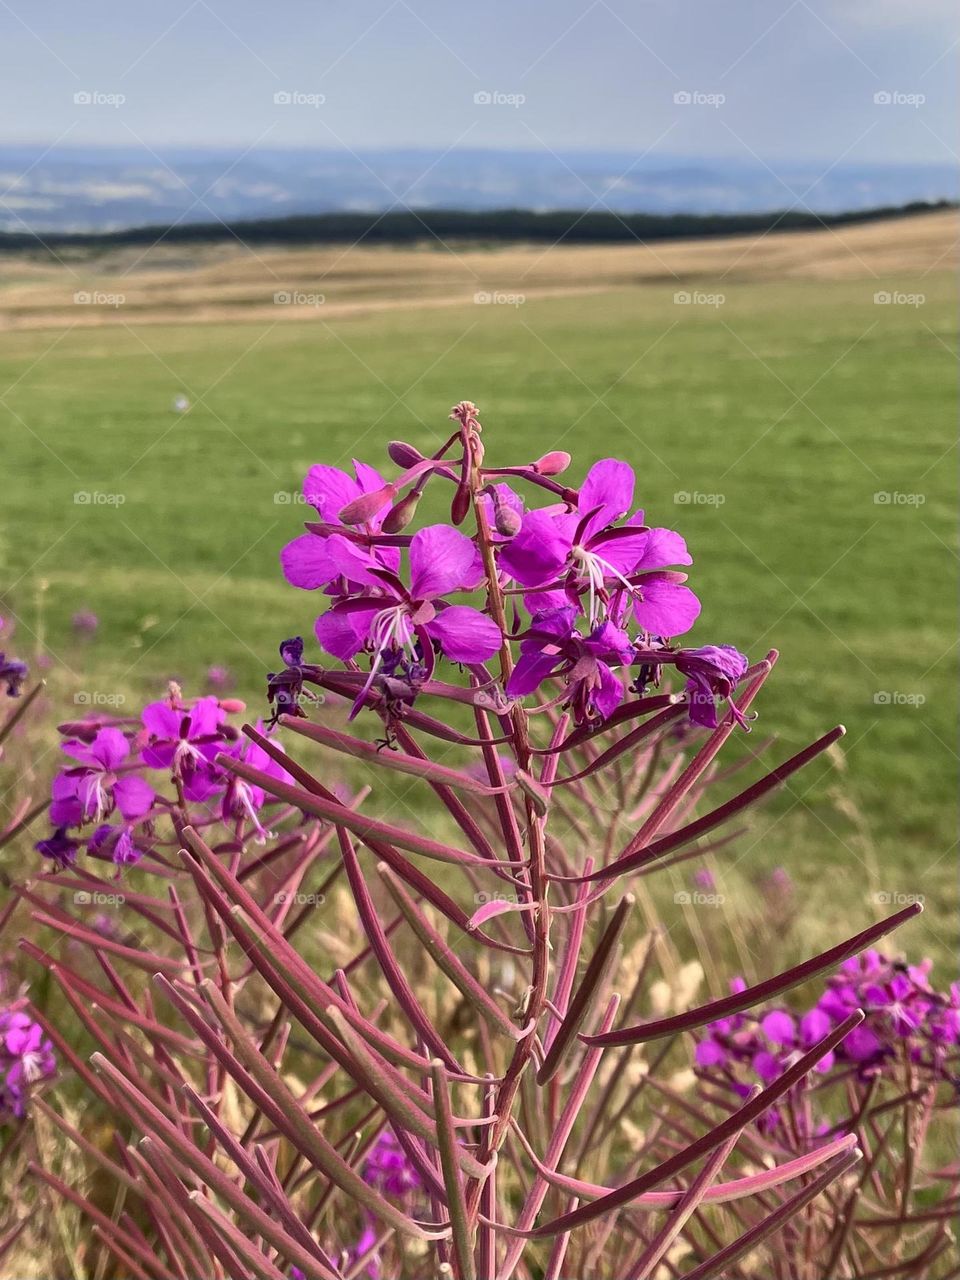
top-left (387, 440), bottom-right (424, 468)
top-left (218, 698), bottom-right (247, 714)
top-left (338, 484), bottom-right (395, 526)
top-left (533, 450), bottom-right (572, 476)
top-left (381, 490), bottom-right (421, 533)
top-left (450, 483), bottom-right (471, 526)
top-left (494, 501), bottom-right (522, 537)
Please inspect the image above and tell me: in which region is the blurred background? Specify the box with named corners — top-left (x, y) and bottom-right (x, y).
top-left (0, 0), bottom-right (956, 959)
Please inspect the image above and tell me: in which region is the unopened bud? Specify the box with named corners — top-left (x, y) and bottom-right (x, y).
top-left (338, 484), bottom-right (395, 526)
top-left (387, 440), bottom-right (424, 468)
top-left (451, 483), bottom-right (471, 526)
top-left (494, 502), bottom-right (522, 537)
top-left (381, 490), bottom-right (421, 533)
top-left (533, 451), bottom-right (571, 476)
top-left (218, 698), bottom-right (246, 714)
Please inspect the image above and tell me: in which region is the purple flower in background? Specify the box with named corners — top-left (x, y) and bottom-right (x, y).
top-left (497, 459), bottom-right (700, 636)
top-left (50, 728), bottom-right (154, 829)
top-left (362, 1128), bottom-right (422, 1197)
top-left (141, 695), bottom-right (227, 801)
top-left (0, 652), bottom-right (28, 698)
top-left (0, 1009), bottom-right (56, 1120)
top-left (315, 525), bottom-right (500, 709)
top-left (71, 610), bottom-right (99, 636)
top-left (506, 606), bottom-right (634, 724)
top-left (693, 867), bottom-right (717, 893)
top-left (206, 664), bottom-right (233, 691)
top-left (695, 952), bottom-right (960, 1131)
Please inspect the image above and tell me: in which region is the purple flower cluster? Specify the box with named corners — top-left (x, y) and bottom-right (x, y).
top-left (695, 951), bottom-right (960, 1124)
top-left (278, 415), bottom-right (750, 731)
top-left (35, 689), bottom-right (291, 871)
top-left (351, 1129), bottom-right (422, 1277)
top-left (0, 1007), bottom-right (56, 1120)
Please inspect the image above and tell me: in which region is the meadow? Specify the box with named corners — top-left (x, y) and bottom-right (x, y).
top-left (1, 211), bottom-right (956, 961)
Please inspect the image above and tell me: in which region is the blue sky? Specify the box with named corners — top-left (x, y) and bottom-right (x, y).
top-left (0, 0), bottom-right (955, 162)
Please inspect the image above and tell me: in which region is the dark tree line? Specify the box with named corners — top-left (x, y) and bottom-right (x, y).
top-left (0, 200), bottom-right (951, 254)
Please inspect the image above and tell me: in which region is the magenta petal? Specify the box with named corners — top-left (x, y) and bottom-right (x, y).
top-left (113, 775), bottom-right (155, 820)
top-left (189, 696), bottom-right (225, 737)
top-left (302, 465), bottom-right (360, 520)
top-left (426, 606), bottom-right (501, 663)
top-left (498, 510), bottom-right (575, 587)
top-left (325, 534), bottom-right (389, 589)
top-left (352, 459), bottom-right (388, 496)
top-left (633, 575), bottom-right (701, 637)
top-left (281, 534), bottom-right (339, 590)
top-left (761, 1010), bottom-right (796, 1047)
top-left (409, 525), bottom-right (484, 600)
top-left (506, 651), bottom-right (560, 698)
top-left (142, 701), bottom-right (181, 739)
top-left (50, 795), bottom-right (83, 827)
top-left (90, 728), bottom-right (130, 771)
top-left (314, 604), bottom-right (379, 660)
top-left (578, 459), bottom-right (635, 539)
top-left (634, 527), bottom-right (693, 570)
top-left (591, 662), bottom-right (624, 720)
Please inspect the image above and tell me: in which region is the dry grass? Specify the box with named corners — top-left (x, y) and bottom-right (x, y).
top-left (0, 209), bottom-right (955, 330)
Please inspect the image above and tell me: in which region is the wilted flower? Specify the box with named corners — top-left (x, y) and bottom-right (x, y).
top-left (0, 652), bottom-right (28, 698)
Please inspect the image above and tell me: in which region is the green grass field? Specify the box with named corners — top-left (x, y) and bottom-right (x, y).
top-left (2, 267), bottom-right (956, 960)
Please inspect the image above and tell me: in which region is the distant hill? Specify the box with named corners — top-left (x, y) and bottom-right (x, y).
top-left (0, 145), bottom-right (956, 235)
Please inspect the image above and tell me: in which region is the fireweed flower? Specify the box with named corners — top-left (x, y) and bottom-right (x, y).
top-left (0, 1009), bottom-right (56, 1120)
top-left (506, 606), bottom-right (634, 724)
top-left (88, 823), bottom-right (143, 867)
top-left (674, 645), bottom-right (751, 729)
top-left (315, 524), bottom-right (501, 712)
top-left (141, 694), bottom-right (228, 801)
top-left (0, 652), bottom-right (28, 697)
top-left (281, 460), bottom-right (400, 592)
top-left (220, 722), bottom-right (292, 841)
top-left (695, 953), bottom-right (960, 1121)
top-left (50, 727), bottom-right (154, 829)
top-left (498, 459), bottom-right (700, 636)
top-left (350, 1129), bottom-right (422, 1278)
